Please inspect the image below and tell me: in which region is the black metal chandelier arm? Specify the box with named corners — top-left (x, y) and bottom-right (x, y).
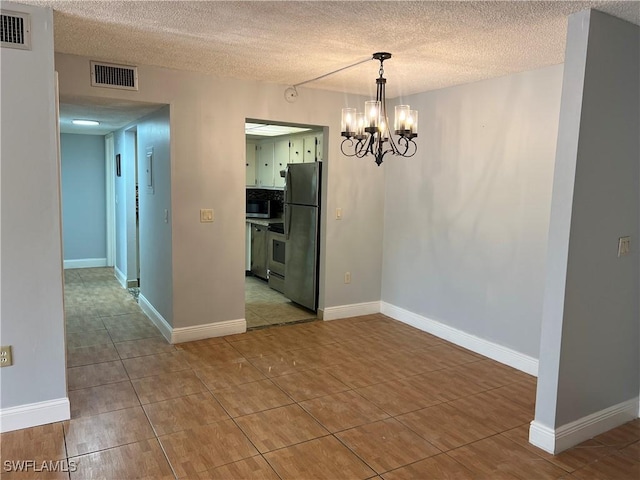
top-left (396, 136), bottom-right (418, 158)
top-left (374, 146), bottom-right (397, 166)
top-left (340, 137), bottom-right (371, 158)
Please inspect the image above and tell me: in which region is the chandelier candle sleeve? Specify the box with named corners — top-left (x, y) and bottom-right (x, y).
top-left (340, 52), bottom-right (418, 166)
top-left (409, 110), bottom-right (418, 135)
top-left (356, 113), bottom-right (366, 139)
top-left (395, 105), bottom-right (410, 134)
top-left (365, 101), bottom-right (380, 130)
top-left (341, 108), bottom-right (356, 136)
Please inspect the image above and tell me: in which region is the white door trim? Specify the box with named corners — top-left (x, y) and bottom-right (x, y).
top-left (105, 133), bottom-right (115, 267)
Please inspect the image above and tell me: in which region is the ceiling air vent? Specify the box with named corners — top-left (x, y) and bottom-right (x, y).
top-left (91, 61), bottom-right (138, 91)
top-left (1, 10), bottom-right (31, 50)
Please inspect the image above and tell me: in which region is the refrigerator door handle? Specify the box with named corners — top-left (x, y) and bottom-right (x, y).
top-left (284, 204), bottom-right (291, 240)
top-left (284, 166), bottom-right (292, 204)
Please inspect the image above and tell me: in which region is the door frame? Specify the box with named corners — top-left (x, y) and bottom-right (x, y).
top-left (105, 133), bottom-right (116, 267)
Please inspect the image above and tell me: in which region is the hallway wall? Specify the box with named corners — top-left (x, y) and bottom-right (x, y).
top-left (533, 9), bottom-right (639, 453)
top-left (60, 133), bottom-right (107, 266)
top-left (0, 2), bottom-right (68, 430)
top-left (136, 106), bottom-right (173, 325)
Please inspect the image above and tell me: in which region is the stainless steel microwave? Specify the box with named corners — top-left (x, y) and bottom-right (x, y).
top-left (246, 199), bottom-right (271, 218)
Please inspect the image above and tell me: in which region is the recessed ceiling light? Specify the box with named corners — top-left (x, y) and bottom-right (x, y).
top-left (72, 119), bottom-right (100, 126)
top-left (245, 122), bottom-right (311, 137)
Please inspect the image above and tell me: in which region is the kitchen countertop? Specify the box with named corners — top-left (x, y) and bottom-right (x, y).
top-left (246, 217), bottom-right (283, 227)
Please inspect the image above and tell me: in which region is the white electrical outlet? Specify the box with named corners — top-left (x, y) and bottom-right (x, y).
top-left (618, 236), bottom-right (631, 257)
top-left (200, 209), bottom-right (214, 223)
top-left (1, 346), bottom-right (13, 367)
top-left (344, 272), bottom-right (351, 284)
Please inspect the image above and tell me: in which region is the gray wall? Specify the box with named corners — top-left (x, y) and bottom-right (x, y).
top-left (0, 3), bottom-right (67, 411)
top-left (60, 133), bottom-right (106, 261)
top-left (55, 53), bottom-right (383, 329)
top-left (535, 10), bottom-right (639, 429)
top-left (381, 65), bottom-right (564, 358)
top-left (137, 106), bottom-right (173, 324)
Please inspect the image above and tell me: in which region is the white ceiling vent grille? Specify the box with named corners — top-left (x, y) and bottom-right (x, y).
top-left (1, 10), bottom-right (31, 50)
top-left (91, 61), bottom-right (138, 91)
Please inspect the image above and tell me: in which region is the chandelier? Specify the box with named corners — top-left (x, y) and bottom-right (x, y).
top-left (341, 52), bottom-right (418, 166)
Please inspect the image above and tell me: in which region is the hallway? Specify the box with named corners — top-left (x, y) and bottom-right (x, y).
top-left (0, 268), bottom-right (638, 479)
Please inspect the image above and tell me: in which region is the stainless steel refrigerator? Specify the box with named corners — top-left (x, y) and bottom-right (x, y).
top-left (284, 162), bottom-right (321, 311)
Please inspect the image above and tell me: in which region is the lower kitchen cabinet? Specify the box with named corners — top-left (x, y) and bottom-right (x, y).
top-left (250, 223), bottom-right (268, 280)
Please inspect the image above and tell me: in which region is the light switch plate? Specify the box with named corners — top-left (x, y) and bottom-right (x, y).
top-left (200, 209), bottom-right (214, 223)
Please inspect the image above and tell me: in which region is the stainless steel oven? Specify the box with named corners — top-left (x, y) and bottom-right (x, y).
top-left (267, 223), bottom-right (285, 293)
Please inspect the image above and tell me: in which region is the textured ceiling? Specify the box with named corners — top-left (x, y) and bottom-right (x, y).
top-left (18, 0), bottom-right (640, 132)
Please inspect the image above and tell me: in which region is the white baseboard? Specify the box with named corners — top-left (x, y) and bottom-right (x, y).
top-left (63, 258), bottom-right (107, 269)
top-left (171, 319), bottom-right (246, 344)
top-left (138, 294), bottom-right (246, 344)
top-left (138, 294), bottom-right (173, 343)
top-left (529, 397), bottom-right (639, 454)
top-left (320, 301), bottom-right (381, 321)
top-left (114, 266), bottom-right (138, 289)
top-left (380, 302), bottom-right (538, 376)
top-left (0, 397), bottom-right (70, 433)
top-left (114, 266), bottom-right (127, 288)
top-left (528, 421), bottom-right (556, 453)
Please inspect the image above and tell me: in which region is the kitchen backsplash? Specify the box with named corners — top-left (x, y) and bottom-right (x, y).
top-left (246, 188), bottom-right (284, 216)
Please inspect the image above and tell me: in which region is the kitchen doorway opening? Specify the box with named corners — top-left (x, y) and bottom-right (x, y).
top-left (244, 119), bottom-right (325, 329)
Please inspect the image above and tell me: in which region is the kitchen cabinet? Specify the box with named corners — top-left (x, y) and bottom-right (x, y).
top-left (257, 141), bottom-right (275, 187)
top-left (289, 137), bottom-right (303, 164)
top-left (250, 223), bottom-right (268, 280)
top-left (246, 141), bottom-right (257, 186)
top-left (316, 133), bottom-right (324, 162)
top-left (273, 139), bottom-right (288, 188)
top-left (302, 135), bottom-right (318, 163)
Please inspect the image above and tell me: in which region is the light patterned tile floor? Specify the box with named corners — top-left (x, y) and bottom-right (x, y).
top-left (1, 267), bottom-right (638, 479)
top-left (245, 275), bottom-right (316, 328)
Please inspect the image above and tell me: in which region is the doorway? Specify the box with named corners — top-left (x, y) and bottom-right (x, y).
top-left (244, 120), bottom-right (324, 329)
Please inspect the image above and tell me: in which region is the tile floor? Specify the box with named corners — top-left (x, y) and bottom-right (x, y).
top-left (245, 275), bottom-right (316, 329)
top-left (1, 267), bottom-right (638, 479)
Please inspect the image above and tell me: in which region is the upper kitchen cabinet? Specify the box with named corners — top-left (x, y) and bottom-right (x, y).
top-left (289, 137), bottom-right (303, 164)
top-left (316, 133), bottom-right (324, 162)
top-left (246, 141), bottom-right (257, 186)
top-left (274, 139), bottom-right (288, 188)
top-left (257, 141), bottom-right (275, 187)
top-left (303, 134), bottom-right (323, 162)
